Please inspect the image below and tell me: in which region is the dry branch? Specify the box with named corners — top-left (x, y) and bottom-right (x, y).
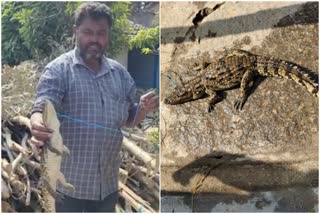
top-left (122, 137), bottom-right (157, 171)
top-left (12, 116), bottom-right (32, 131)
top-left (119, 181), bottom-right (156, 213)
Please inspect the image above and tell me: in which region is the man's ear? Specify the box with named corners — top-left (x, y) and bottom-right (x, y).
top-left (72, 25), bottom-right (77, 34)
top-left (72, 25), bottom-right (77, 46)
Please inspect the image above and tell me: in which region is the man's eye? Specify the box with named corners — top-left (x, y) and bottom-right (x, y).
top-left (83, 31), bottom-right (93, 36)
top-left (98, 31), bottom-right (107, 37)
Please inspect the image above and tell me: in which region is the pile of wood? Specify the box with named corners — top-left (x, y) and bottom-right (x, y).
top-left (2, 62), bottom-right (42, 120)
top-left (118, 130), bottom-right (159, 212)
top-left (1, 117), bottom-right (159, 212)
top-left (2, 117), bottom-right (43, 212)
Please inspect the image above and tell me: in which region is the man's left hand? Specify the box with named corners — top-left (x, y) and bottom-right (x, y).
top-left (140, 91), bottom-right (159, 113)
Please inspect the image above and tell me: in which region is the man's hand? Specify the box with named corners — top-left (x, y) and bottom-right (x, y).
top-left (140, 91), bottom-right (159, 113)
top-left (30, 112), bottom-right (53, 147)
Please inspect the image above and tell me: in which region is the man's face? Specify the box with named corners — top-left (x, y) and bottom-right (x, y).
top-left (74, 17), bottom-right (109, 61)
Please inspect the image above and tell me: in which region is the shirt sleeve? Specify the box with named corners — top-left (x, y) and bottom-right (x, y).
top-left (32, 64), bottom-right (66, 114)
top-left (124, 70), bottom-right (140, 127)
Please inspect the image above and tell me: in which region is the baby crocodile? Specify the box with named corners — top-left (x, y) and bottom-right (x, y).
top-left (164, 49), bottom-right (318, 112)
top-left (41, 100), bottom-right (74, 212)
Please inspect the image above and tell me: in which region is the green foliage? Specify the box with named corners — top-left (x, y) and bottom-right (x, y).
top-left (146, 129), bottom-right (159, 144)
top-left (2, 2), bottom-right (31, 65)
top-left (2, 2), bottom-right (74, 65)
top-left (2, 2), bottom-right (133, 65)
top-left (65, 2), bottom-right (82, 17)
top-left (129, 26), bottom-right (159, 55)
top-left (109, 2), bottom-right (133, 57)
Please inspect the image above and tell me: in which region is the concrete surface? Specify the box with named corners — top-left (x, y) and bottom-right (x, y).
top-left (160, 1), bottom-right (318, 212)
top-left (161, 188), bottom-right (318, 212)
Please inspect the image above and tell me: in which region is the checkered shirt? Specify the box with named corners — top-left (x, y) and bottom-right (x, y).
top-left (32, 48), bottom-right (138, 200)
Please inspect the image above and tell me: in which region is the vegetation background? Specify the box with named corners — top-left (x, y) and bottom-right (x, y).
top-left (2, 1), bottom-right (159, 66)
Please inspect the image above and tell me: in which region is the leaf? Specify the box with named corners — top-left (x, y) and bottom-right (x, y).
top-left (129, 26), bottom-right (159, 55)
top-left (142, 48), bottom-right (152, 54)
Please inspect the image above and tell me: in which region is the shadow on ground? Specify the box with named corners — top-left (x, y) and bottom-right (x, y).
top-left (165, 151), bottom-right (318, 212)
top-left (161, 2), bottom-right (318, 45)
top-left (172, 151), bottom-right (318, 190)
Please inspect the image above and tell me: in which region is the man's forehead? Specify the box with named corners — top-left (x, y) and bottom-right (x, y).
top-left (78, 17), bottom-right (109, 29)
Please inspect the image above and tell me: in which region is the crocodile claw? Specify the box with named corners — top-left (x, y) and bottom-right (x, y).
top-left (207, 104), bottom-right (215, 113)
top-left (234, 100), bottom-right (244, 111)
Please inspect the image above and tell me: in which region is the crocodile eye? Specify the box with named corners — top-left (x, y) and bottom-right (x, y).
top-left (176, 89), bottom-right (186, 97)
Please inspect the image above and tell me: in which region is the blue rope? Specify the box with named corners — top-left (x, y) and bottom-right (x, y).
top-left (56, 102), bottom-right (142, 133)
top-left (56, 113), bottom-right (120, 133)
top-left (161, 73), bottom-right (177, 86)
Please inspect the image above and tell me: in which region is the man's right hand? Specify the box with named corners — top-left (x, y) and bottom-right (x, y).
top-left (30, 112), bottom-right (53, 147)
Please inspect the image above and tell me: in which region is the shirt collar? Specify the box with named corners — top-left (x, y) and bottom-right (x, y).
top-left (72, 47), bottom-right (115, 77)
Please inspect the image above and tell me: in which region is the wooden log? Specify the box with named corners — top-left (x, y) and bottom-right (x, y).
top-left (131, 164), bottom-right (159, 183)
top-left (11, 153), bottom-right (24, 172)
top-left (2, 159), bottom-right (12, 174)
top-left (119, 181), bottom-right (152, 208)
top-left (2, 201), bottom-right (15, 212)
top-left (119, 168), bottom-right (129, 184)
top-left (149, 173), bottom-right (159, 184)
top-left (23, 158), bottom-right (41, 170)
top-left (122, 137), bottom-right (157, 171)
top-left (130, 171), bottom-right (159, 201)
top-left (12, 116), bottom-right (32, 131)
top-left (2, 178), bottom-right (11, 199)
top-left (119, 181), bottom-right (156, 213)
top-left (122, 130), bottom-right (148, 144)
top-left (3, 128), bottom-right (30, 156)
top-left (132, 164), bottom-right (148, 174)
top-left (20, 166), bottom-right (31, 206)
top-left (127, 182), bottom-right (157, 208)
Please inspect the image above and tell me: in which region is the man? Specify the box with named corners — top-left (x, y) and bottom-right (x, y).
top-left (30, 2), bottom-right (158, 212)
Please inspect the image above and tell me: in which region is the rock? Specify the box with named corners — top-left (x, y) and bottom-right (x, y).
top-left (160, 2), bottom-right (318, 206)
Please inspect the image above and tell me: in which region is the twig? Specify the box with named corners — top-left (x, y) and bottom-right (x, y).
top-left (122, 137), bottom-right (157, 171)
top-left (2, 158), bottom-right (12, 174)
top-left (4, 128), bottom-right (30, 156)
top-left (20, 166), bottom-right (31, 206)
top-left (2, 177), bottom-right (11, 199)
top-left (119, 181), bottom-right (156, 213)
top-left (11, 153), bottom-right (24, 172)
top-left (12, 116), bottom-right (32, 131)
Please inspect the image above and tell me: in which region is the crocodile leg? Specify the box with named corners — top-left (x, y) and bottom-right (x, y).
top-left (57, 171), bottom-right (75, 191)
top-left (234, 69), bottom-right (256, 110)
top-left (47, 143), bottom-right (62, 156)
top-left (205, 89), bottom-right (224, 112)
top-left (38, 176), bottom-right (56, 198)
top-left (63, 145), bottom-right (70, 155)
top-left (47, 134), bottom-right (64, 155)
top-left (46, 137), bottom-right (70, 156)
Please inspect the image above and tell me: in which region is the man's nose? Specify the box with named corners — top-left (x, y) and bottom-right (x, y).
top-left (91, 33), bottom-right (99, 43)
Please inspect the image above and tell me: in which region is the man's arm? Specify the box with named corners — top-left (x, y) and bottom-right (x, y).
top-left (31, 66), bottom-right (66, 146)
top-left (32, 66), bottom-right (66, 114)
top-left (118, 62), bottom-right (158, 127)
top-left (126, 91), bottom-right (159, 127)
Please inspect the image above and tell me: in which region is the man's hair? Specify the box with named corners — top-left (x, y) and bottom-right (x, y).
top-left (75, 2), bottom-right (113, 28)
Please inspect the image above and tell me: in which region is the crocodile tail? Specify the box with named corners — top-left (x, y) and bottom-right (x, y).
top-left (281, 61), bottom-right (318, 97)
top-left (256, 56), bottom-right (318, 97)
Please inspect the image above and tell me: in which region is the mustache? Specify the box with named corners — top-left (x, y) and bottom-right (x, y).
top-left (86, 43), bottom-right (102, 49)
